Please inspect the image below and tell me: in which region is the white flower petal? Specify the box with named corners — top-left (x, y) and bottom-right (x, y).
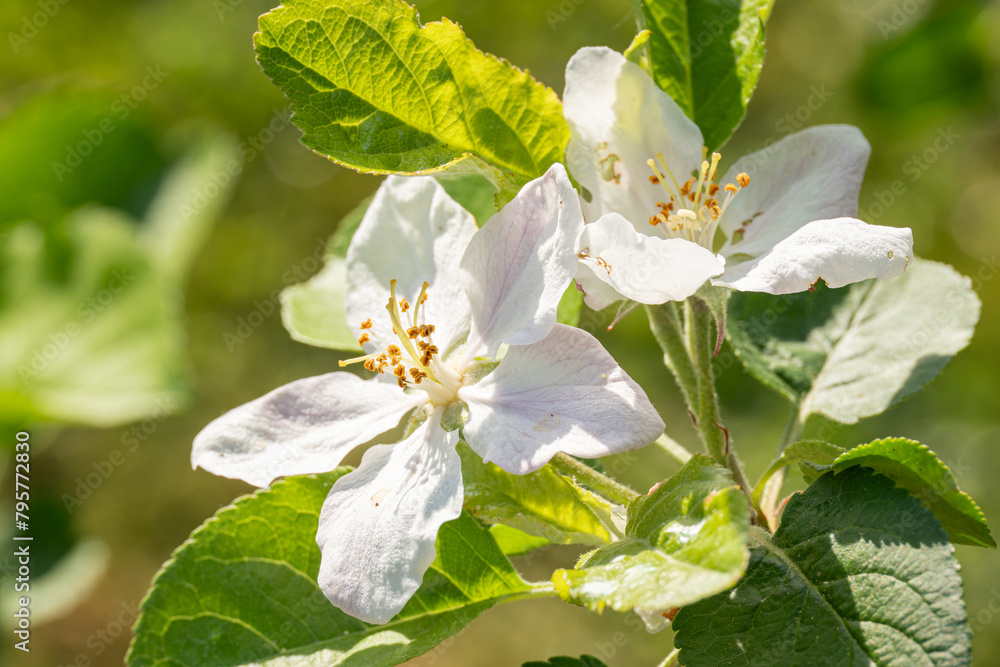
top-left (459, 324), bottom-right (664, 475)
top-left (191, 373), bottom-right (422, 487)
top-left (460, 164), bottom-right (583, 357)
top-left (346, 175), bottom-right (478, 354)
top-left (564, 46), bottom-right (703, 229)
top-left (315, 418), bottom-right (463, 624)
top-left (714, 218), bottom-right (914, 294)
top-left (576, 213), bottom-right (725, 307)
top-left (718, 125), bottom-right (871, 259)
top-left (574, 261), bottom-right (626, 312)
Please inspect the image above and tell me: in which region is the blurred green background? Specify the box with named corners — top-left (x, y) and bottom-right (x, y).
top-left (1, 0), bottom-right (998, 664)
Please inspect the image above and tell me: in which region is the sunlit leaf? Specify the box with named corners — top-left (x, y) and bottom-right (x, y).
top-left (128, 470), bottom-right (534, 666)
top-left (829, 438), bottom-right (994, 548)
top-left (552, 456), bottom-right (749, 622)
top-left (460, 443), bottom-right (614, 546)
top-left (641, 0), bottom-right (772, 149)
top-left (256, 0), bottom-right (569, 186)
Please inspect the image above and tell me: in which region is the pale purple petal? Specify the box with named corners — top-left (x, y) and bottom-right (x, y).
top-left (460, 164), bottom-right (583, 357)
top-left (191, 373), bottom-right (422, 487)
top-left (575, 213), bottom-right (725, 307)
top-left (564, 46), bottom-right (704, 230)
top-left (346, 176), bottom-right (478, 355)
top-left (719, 125), bottom-right (871, 259)
top-left (316, 418), bottom-right (463, 624)
top-left (714, 218), bottom-right (913, 294)
top-left (458, 324), bottom-right (664, 474)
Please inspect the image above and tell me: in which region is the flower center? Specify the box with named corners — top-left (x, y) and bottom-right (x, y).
top-left (339, 279), bottom-right (462, 405)
top-left (645, 149), bottom-right (750, 249)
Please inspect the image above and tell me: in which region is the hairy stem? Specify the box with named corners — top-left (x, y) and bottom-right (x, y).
top-left (550, 452), bottom-right (639, 506)
top-left (686, 299), bottom-right (728, 464)
top-left (646, 303), bottom-right (698, 409)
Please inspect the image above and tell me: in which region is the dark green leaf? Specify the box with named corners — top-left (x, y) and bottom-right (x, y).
top-left (831, 438), bottom-right (994, 548)
top-left (642, 0), bottom-right (772, 150)
top-left (674, 467), bottom-right (971, 667)
top-left (523, 656), bottom-right (609, 667)
top-left (128, 471), bottom-right (533, 666)
top-left (727, 260), bottom-right (980, 423)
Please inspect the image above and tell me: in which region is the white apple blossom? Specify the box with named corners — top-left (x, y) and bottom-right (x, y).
top-left (563, 47), bottom-right (914, 310)
top-left (191, 164), bottom-right (664, 624)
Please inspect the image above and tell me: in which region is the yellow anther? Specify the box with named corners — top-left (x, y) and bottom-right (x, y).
top-left (399, 298), bottom-right (410, 313)
top-left (360, 318), bottom-right (373, 329)
top-left (406, 326), bottom-right (420, 339)
top-left (725, 183), bottom-right (739, 194)
top-left (737, 172), bottom-right (751, 188)
top-left (357, 333), bottom-right (370, 346)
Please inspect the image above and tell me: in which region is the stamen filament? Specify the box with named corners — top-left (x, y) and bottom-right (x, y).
top-left (411, 281), bottom-right (430, 329)
top-left (386, 280), bottom-right (440, 384)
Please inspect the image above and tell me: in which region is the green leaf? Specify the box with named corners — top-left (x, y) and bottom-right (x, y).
top-left (642, 0), bottom-right (772, 150)
top-left (489, 524), bottom-right (551, 556)
top-left (459, 443), bottom-right (614, 546)
top-left (829, 438), bottom-right (994, 548)
top-left (556, 283), bottom-right (584, 327)
top-left (523, 656), bottom-right (609, 667)
top-left (255, 0), bottom-right (569, 183)
top-left (0, 129), bottom-right (238, 429)
top-left (280, 256), bottom-right (358, 351)
top-left (0, 89), bottom-right (167, 229)
top-left (751, 440), bottom-right (845, 508)
top-left (328, 197), bottom-right (373, 258)
top-left (128, 470), bottom-right (534, 666)
top-left (673, 466), bottom-right (971, 667)
top-left (435, 172), bottom-right (500, 226)
top-left (0, 211), bottom-right (188, 427)
top-left (141, 132), bottom-right (241, 283)
top-left (552, 456), bottom-right (749, 620)
top-left (727, 260), bottom-right (980, 424)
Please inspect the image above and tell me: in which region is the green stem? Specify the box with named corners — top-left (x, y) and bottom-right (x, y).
top-left (655, 433), bottom-right (693, 465)
top-left (686, 299), bottom-right (727, 464)
top-left (504, 581), bottom-right (558, 602)
top-left (645, 303), bottom-right (698, 410)
top-left (550, 452), bottom-right (639, 506)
